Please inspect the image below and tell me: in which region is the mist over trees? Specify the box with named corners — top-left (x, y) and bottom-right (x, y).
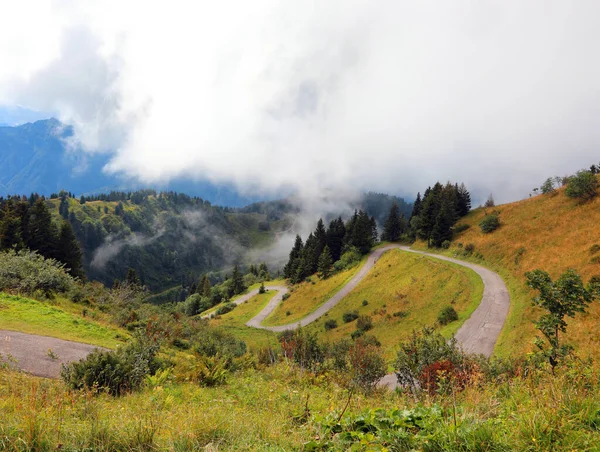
top-left (284, 210), bottom-right (377, 284)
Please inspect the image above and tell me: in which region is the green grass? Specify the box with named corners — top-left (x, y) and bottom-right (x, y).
top-left (0, 293), bottom-right (127, 349)
top-left (262, 258), bottom-right (368, 326)
top-left (208, 290), bottom-right (280, 350)
top-left (305, 249), bottom-right (483, 360)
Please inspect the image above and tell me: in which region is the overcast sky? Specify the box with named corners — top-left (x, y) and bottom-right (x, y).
top-left (1, 0), bottom-right (599, 205)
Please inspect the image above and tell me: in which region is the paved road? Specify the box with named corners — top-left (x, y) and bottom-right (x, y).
top-left (246, 245), bottom-right (402, 332)
top-left (242, 245), bottom-right (510, 389)
top-left (0, 330), bottom-right (105, 378)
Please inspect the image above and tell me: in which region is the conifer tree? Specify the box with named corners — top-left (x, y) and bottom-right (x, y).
top-left (317, 245), bottom-right (333, 279)
top-left (456, 183), bottom-right (472, 217)
top-left (326, 217), bottom-right (346, 262)
top-left (28, 199), bottom-right (58, 258)
top-left (382, 202), bottom-right (403, 242)
top-left (0, 213), bottom-right (24, 250)
top-left (313, 218), bottom-right (327, 268)
top-left (201, 274), bottom-right (212, 297)
top-left (284, 235), bottom-right (304, 279)
top-left (125, 268), bottom-right (141, 286)
top-left (303, 233), bottom-right (318, 274)
top-left (56, 221), bottom-right (84, 278)
top-left (231, 264), bottom-right (245, 295)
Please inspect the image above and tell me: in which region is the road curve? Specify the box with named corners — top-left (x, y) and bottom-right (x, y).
top-left (242, 245), bottom-right (510, 389)
top-left (246, 245), bottom-right (402, 332)
top-left (0, 330), bottom-right (106, 378)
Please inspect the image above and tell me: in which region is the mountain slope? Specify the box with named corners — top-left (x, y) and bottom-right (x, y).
top-left (430, 181), bottom-right (600, 358)
top-left (0, 119), bottom-right (269, 207)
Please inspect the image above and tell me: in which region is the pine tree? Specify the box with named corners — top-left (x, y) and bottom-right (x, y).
top-left (326, 217), bottom-right (346, 262)
top-left (231, 264), bottom-right (245, 295)
top-left (0, 213), bottom-right (24, 250)
top-left (56, 221), bottom-right (84, 278)
top-left (382, 202), bottom-right (403, 242)
top-left (431, 185), bottom-right (458, 247)
top-left (410, 192), bottom-right (422, 221)
top-left (125, 268), bottom-right (141, 286)
top-left (284, 235), bottom-right (304, 279)
top-left (313, 218), bottom-right (327, 260)
top-left (317, 245), bottom-right (333, 279)
top-left (259, 262), bottom-right (270, 280)
top-left (303, 233), bottom-right (318, 275)
top-left (456, 183), bottom-right (472, 217)
top-left (418, 183), bottom-right (443, 246)
top-left (201, 274), bottom-right (212, 297)
top-left (28, 199), bottom-right (58, 258)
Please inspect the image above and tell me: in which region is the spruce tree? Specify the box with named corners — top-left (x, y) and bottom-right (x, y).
top-left (201, 274), bottom-right (212, 297)
top-left (56, 221), bottom-right (85, 278)
top-left (456, 183), bottom-right (472, 217)
top-left (326, 217), bottom-right (346, 262)
top-left (28, 199), bottom-right (58, 259)
top-left (231, 264), bottom-right (245, 295)
top-left (317, 245), bottom-right (333, 279)
top-left (431, 186), bottom-right (457, 247)
top-left (303, 233), bottom-right (318, 274)
top-left (0, 213), bottom-right (24, 250)
top-left (313, 218), bottom-right (327, 268)
top-left (126, 268), bottom-right (141, 286)
top-left (284, 235), bottom-right (304, 279)
top-left (418, 183), bottom-right (443, 246)
top-left (382, 202), bottom-right (403, 242)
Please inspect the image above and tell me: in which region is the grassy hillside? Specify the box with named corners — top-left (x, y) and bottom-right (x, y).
top-left (420, 182), bottom-right (600, 358)
top-left (262, 261), bottom-right (367, 326)
top-left (0, 293), bottom-right (126, 349)
top-left (306, 250), bottom-right (483, 360)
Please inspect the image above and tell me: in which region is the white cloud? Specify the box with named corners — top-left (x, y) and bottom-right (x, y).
top-left (1, 0), bottom-right (600, 204)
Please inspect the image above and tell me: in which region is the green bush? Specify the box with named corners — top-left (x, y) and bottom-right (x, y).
top-left (479, 214), bottom-right (500, 233)
top-left (324, 319), bottom-right (338, 331)
top-left (282, 293), bottom-right (290, 301)
top-left (464, 243), bottom-right (475, 255)
top-left (565, 170), bottom-right (599, 201)
top-left (441, 240), bottom-right (451, 249)
top-left (279, 328), bottom-right (324, 371)
top-left (182, 293), bottom-right (211, 316)
top-left (453, 223), bottom-right (470, 234)
top-left (437, 306), bottom-right (458, 325)
top-left (362, 299), bottom-right (369, 306)
top-left (193, 327), bottom-right (247, 359)
top-left (0, 249), bottom-right (75, 295)
top-left (343, 311), bottom-right (359, 323)
top-left (356, 315), bottom-right (373, 331)
top-left (333, 246), bottom-right (362, 272)
top-left (61, 333), bottom-right (161, 396)
top-left (215, 302), bottom-right (237, 315)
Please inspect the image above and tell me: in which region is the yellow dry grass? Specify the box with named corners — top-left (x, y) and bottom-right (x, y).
top-left (426, 181), bottom-right (600, 358)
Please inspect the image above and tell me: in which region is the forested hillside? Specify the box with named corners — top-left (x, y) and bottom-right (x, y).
top-left (0, 189), bottom-right (411, 293)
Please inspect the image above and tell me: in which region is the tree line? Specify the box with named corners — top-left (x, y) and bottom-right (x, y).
top-left (284, 210), bottom-right (378, 284)
top-left (0, 194), bottom-right (84, 278)
top-left (282, 182), bottom-right (472, 284)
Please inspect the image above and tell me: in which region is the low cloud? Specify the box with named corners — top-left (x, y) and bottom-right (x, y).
top-left (91, 229), bottom-right (165, 270)
top-left (2, 1), bottom-right (600, 204)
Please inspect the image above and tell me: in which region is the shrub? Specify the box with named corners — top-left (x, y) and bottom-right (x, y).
top-left (215, 302), bottom-right (237, 315)
top-left (362, 299), bottom-right (369, 306)
top-left (356, 315), bottom-right (373, 331)
top-left (393, 310), bottom-right (408, 318)
top-left (441, 240), bottom-right (451, 249)
top-left (479, 214), bottom-right (500, 233)
top-left (343, 311), bottom-right (359, 323)
top-left (453, 224), bottom-right (470, 234)
top-left (565, 170), bottom-right (599, 201)
top-left (193, 327), bottom-right (247, 359)
top-left (590, 244), bottom-right (600, 255)
top-left (437, 306), bottom-right (458, 325)
top-left (279, 328), bottom-right (324, 371)
top-left (61, 333), bottom-right (161, 396)
top-left (464, 243), bottom-right (475, 255)
top-left (395, 327), bottom-right (475, 394)
top-left (324, 319), bottom-right (338, 331)
top-left (258, 283), bottom-right (266, 294)
top-left (195, 355), bottom-right (229, 387)
top-left (286, 310), bottom-right (291, 316)
top-left (282, 293), bottom-right (290, 301)
top-left (333, 246), bottom-right (362, 272)
top-left (183, 294), bottom-right (211, 316)
top-left (0, 249), bottom-right (75, 295)
top-left (351, 330), bottom-right (364, 340)
top-left (347, 338), bottom-right (386, 390)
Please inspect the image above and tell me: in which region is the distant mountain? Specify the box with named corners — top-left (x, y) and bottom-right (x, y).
top-left (0, 119), bottom-right (270, 207)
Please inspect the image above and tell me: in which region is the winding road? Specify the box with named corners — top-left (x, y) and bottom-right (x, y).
top-left (2, 245), bottom-right (509, 383)
top-left (0, 330), bottom-right (105, 378)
